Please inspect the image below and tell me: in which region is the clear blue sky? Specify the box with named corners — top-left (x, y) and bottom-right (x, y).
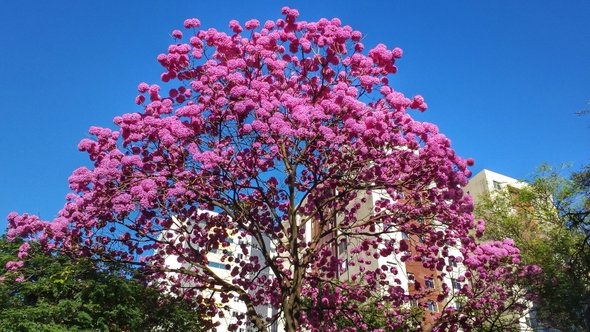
top-left (1, 1), bottom-right (589, 231)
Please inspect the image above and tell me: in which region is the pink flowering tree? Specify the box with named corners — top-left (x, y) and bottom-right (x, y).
top-left (434, 239), bottom-right (542, 331)
top-left (6, 8), bottom-right (538, 332)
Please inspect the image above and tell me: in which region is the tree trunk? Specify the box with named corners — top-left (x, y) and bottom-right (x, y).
top-left (283, 297), bottom-right (299, 332)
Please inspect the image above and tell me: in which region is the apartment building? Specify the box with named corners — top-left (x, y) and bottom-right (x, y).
top-left (160, 169), bottom-right (555, 331)
top-left (164, 182), bottom-right (470, 331)
top-left (162, 213), bottom-right (282, 332)
top-left (306, 188), bottom-right (464, 330)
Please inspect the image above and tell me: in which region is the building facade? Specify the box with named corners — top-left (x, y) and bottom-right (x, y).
top-left (162, 213), bottom-right (283, 332)
top-left (306, 188), bottom-right (464, 330)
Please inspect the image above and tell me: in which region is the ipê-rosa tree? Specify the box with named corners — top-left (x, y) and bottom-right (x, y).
top-left (6, 8), bottom-right (538, 332)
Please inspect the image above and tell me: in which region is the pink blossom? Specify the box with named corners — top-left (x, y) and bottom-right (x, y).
top-left (229, 20), bottom-right (243, 33)
top-left (242, 123), bottom-right (253, 133)
top-left (6, 260), bottom-right (23, 271)
top-left (351, 30), bottom-right (362, 42)
top-left (183, 18), bottom-right (201, 28)
top-left (148, 84), bottom-right (160, 94)
top-left (263, 20), bottom-right (275, 30)
top-left (245, 19), bottom-right (260, 30)
top-left (172, 29), bottom-right (183, 39)
top-left (17, 242), bottom-right (30, 259)
top-left (137, 82), bottom-right (149, 93)
top-left (410, 95), bottom-right (428, 112)
top-left (135, 95), bottom-right (145, 105)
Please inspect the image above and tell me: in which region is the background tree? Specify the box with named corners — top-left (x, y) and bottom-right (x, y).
top-left (6, 8), bottom-right (538, 331)
top-left (0, 236), bottom-right (206, 332)
top-left (474, 164), bottom-right (590, 331)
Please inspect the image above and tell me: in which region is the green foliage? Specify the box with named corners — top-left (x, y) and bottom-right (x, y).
top-left (333, 300), bottom-right (423, 331)
top-left (474, 165), bottom-right (590, 331)
top-left (0, 236), bottom-right (206, 332)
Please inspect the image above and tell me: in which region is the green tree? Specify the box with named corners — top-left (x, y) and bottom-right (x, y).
top-left (0, 236), bottom-right (207, 332)
top-left (474, 165), bottom-right (590, 331)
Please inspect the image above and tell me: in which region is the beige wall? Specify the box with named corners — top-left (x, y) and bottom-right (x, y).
top-left (464, 169), bottom-right (523, 202)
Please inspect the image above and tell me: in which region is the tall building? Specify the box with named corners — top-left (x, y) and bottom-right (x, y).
top-left (165, 171), bottom-right (542, 331)
top-left (308, 188), bottom-right (463, 330)
top-left (162, 213), bottom-right (283, 332)
top-left (165, 186), bottom-right (469, 331)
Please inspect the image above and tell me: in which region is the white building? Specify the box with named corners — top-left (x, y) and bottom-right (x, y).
top-left (464, 169), bottom-right (525, 200)
top-left (162, 213), bottom-right (283, 332)
top-left (303, 188), bottom-right (465, 329)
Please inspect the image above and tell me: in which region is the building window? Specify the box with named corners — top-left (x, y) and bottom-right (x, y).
top-left (340, 259), bottom-right (348, 274)
top-left (409, 299), bottom-right (418, 307)
top-left (427, 300), bottom-right (438, 312)
top-left (448, 257), bottom-right (458, 267)
top-left (208, 261), bottom-right (229, 270)
top-left (493, 181), bottom-right (502, 190)
top-left (338, 238), bottom-right (348, 256)
top-left (425, 277), bottom-right (435, 289)
top-left (385, 261), bottom-right (397, 274)
top-left (451, 278), bottom-right (461, 290)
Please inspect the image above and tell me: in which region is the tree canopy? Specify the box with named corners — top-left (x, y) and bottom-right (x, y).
top-left (0, 236), bottom-right (206, 332)
top-left (5, 8), bottom-right (538, 331)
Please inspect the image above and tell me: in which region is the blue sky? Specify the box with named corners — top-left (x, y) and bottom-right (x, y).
top-left (1, 1), bottom-right (589, 231)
